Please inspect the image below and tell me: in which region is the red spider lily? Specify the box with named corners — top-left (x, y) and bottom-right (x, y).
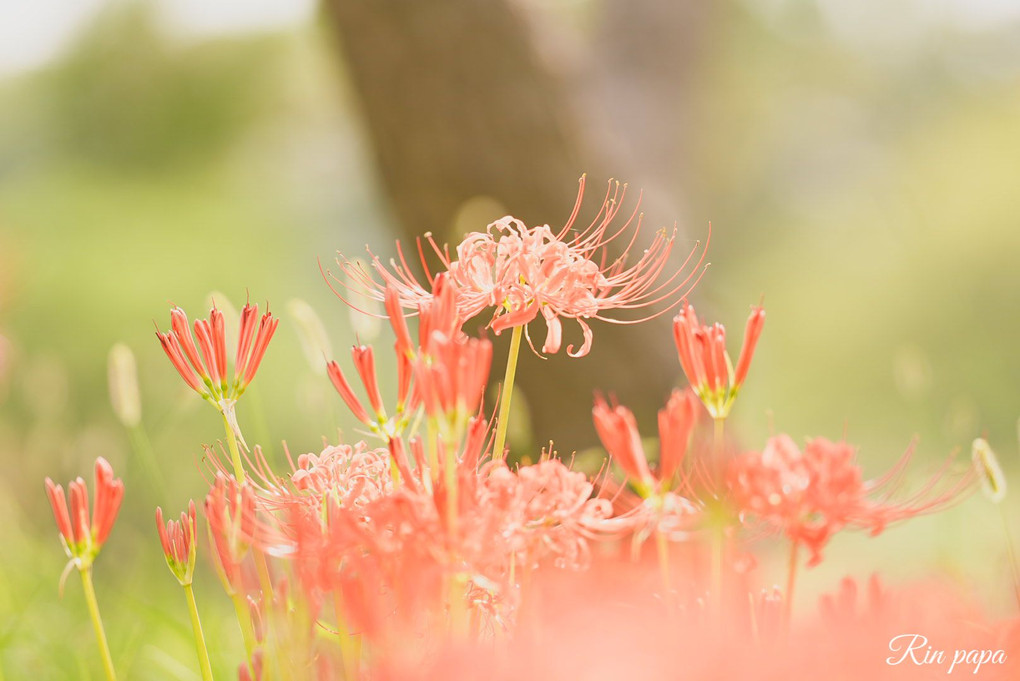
top-left (205, 474), bottom-right (257, 594)
top-left (327, 276), bottom-right (467, 437)
top-left (44, 457), bottom-right (124, 570)
top-left (728, 435), bottom-right (976, 566)
top-left (477, 457), bottom-right (615, 571)
top-left (414, 333), bottom-right (492, 422)
top-left (673, 302), bottom-right (765, 419)
top-left (592, 389), bottom-right (701, 496)
top-left (382, 273), bottom-right (464, 362)
top-left (326, 343), bottom-right (417, 437)
top-left (289, 442), bottom-right (394, 508)
top-left (156, 300), bottom-right (278, 405)
top-left (255, 438), bottom-right (613, 641)
top-left (156, 501), bottom-right (198, 586)
top-left (329, 177), bottom-right (709, 357)
top-left (593, 395), bottom-right (654, 492)
top-left (657, 389), bottom-right (701, 483)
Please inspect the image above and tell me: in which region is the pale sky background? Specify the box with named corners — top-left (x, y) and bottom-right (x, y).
top-left (0, 0), bottom-right (316, 75)
top-left (1, 0), bottom-right (1020, 77)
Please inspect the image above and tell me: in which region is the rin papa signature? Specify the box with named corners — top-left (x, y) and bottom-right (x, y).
top-left (887, 634), bottom-right (1008, 674)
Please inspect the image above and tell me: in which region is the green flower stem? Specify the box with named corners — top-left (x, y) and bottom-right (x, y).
top-left (231, 592), bottom-right (257, 668)
top-left (710, 416), bottom-right (726, 618)
top-left (712, 416), bottom-right (725, 483)
top-left (492, 324), bottom-right (524, 461)
top-left (334, 592), bottom-right (361, 681)
top-left (222, 410), bottom-right (246, 485)
top-left (80, 567), bottom-right (117, 681)
top-left (183, 584), bottom-right (214, 681)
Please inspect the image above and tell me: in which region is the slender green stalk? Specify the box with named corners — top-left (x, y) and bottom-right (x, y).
top-left (252, 549), bottom-right (279, 680)
top-left (222, 411), bottom-right (246, 484)
top-left (492, 324), bottom-right (524, 460)
top-left (712, 416), bottom-right (725, 483)
top-left (425, 419), bottom-right (440, 485)
top-left (443, 443), bottom-right (459, 539)
top-left (231, 592), bottom-right (256, 667)
top-left (183, 584), bottom-right (214, 681)
top-left (999, 506), bottom-right (1020, 610)
top-left (254, 550), bottom-right (275, 604)
top-left (80, 568), bottom-right (117, 681)
top-left (784, 541), bottom-right (800, 629)
top-left (710, 416), bottom-right (726, 617)
top-left (334, 592), bottom-right (361, 681)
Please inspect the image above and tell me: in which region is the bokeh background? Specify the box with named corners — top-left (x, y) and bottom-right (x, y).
top-left (2, 0), bottom-right (1020, 677)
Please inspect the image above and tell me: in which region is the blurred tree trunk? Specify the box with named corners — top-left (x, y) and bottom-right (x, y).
top-left (582, 0), bottom-right (710, 212)
top-left (322, 0), bottom-right (702, 453)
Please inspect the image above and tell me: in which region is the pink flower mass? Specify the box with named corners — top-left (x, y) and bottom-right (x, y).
top-left (41, 179), bottom-right (1012, 681)
top-left (729, 435), bottom-right (976, 566)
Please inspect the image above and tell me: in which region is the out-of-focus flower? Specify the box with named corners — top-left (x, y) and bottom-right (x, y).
top-left (331, 177), bottom-right (708, 357)
top-left (593, 395), bottom-right (654, 492)
top-left (44, 457), bottom-right (124, 572)
top-left (237, 651), bottom-right (263, 681)
top-left (413, 330), bottom-right (492, 423)
top-left (206, 474), bottom-right (257, 594)
top-left (729, 435), bottom-right (976, 565)
top-left (592, 389), bottom-right (701, 496)
top-left (156, 501), bottom-right (198, 586)
top-left (657, 389), bottom-right (701, 484)
top-left (673, 302), bottom-right (764, 418)
top-left (289, 442), bottom-right (393, 507)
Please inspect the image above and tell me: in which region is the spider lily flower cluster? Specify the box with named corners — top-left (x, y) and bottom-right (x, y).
top-left (592, 388), bottom-right (701, 498)
top-left (156, 501), bottom-right (198, 586)
top-left (673, 301), bottom-right (765, 419)
top-left (45, 457), bottom-right (124, 575)
top-left (728, 436), bottom-right (976, 566)
top-left (42, 180), bottom-right (1001, 681)
top-left (156, 301), bottom-right (278, 406)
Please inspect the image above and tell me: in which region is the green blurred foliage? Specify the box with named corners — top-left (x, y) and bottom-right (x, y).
top-left (44, 3), bottom-right (273, 170)
top-left (0, 4), bottom-right (389, 678)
